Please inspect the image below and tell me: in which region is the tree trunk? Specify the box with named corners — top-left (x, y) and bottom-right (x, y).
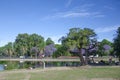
top-left (85, 49), bottom-right (88, 65)
top-left (78, 49), bottom-right (86, 66)
top-left (119, 56), bottom-right (120, 62)
top-left (85, 55), bottom-right (88, 65)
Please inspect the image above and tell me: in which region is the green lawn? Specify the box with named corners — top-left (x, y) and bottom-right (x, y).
top-left (0, 66), bottom-right (120, 80)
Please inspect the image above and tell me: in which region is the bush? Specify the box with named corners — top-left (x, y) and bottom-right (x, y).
top-left (6, 61), bottom-right (19, 70)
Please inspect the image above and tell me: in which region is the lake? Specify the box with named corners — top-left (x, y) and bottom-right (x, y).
top-left (0, 64), bottom-right (4, 71)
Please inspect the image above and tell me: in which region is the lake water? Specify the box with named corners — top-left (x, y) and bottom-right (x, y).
top-left (0, 64), bottom-right (4, 71)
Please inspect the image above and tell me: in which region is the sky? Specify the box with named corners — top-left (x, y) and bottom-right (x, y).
top-left (0, 0), bottom-right (120, 47)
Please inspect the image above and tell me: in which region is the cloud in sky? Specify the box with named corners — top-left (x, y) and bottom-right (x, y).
top-left (42, 11), bottom-right (104, 20)
top-left (62, 12), bottom-right (90, 17)
top-left (95, 26), bottom-right (119, 33)
top-left (41, 3), bottom-right (105, 20)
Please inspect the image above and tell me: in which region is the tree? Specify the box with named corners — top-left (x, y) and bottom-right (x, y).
top-left (53, 45), bottom-right (71, 58)
top-left (97, 39), bottom-right (112, 56)
top-left (55, 44), bottom-right (61, 49)
top-left (101, 39), bottom-right (112, 46)
top-left (4, 42), bottom-right (14, 58)
top-left (59, 28), bottom-right (96, 65)
top-left (14, 33), bottom-right (45, 58)
top-left (0, 46), bottom-right (6, 57)
top-left (30, 47), bottom-right (39, 58)
top-left (113, 27), bottom-right (120, 61)
top-left (44, 44), bottom-right (56, 57)
top-left (14, 33), bottom-right (29, 56)
top-left (29, 33), bottom-right (45, 57)
top-left (53, 44), bottom-right (71, 58)
top-left (103, 45), bottom-right (111, 55)
top-left (46, 38), bottom-right (54, 45)
top-left (0, 43), bottom-right (14, 57)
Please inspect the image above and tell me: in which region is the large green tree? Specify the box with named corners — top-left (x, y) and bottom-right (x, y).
top-left (5, 42), bottom-right (14, 58)
top-left (46, 37), bottom-right (54, 45)
top-left (113, 27), bottom-right (120, 61)
top-left (60, 28), bottom-right (96, 65)
top-left (101, 39), bottom-right (112, 46)
top-left (14, 33), bottom-right (45, 57)
top-left (0, 42), bottom-right (14, 57)
top-left (14, 33), bottom-right (29, 56)
top-left (29, 34), bottom-right (45, 58)
top-left (97, 39), bottom-right (112, 56)
top-left (53, 45), bottom-right (71, 58)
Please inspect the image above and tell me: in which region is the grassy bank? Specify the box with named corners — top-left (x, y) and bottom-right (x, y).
top-left (0, 66), bottom-right (120, 80)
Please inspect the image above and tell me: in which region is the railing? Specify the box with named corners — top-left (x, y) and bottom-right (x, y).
top-left (0, 58), bottom-right (80, 62)
top-left (0, 57), bottom-right (119, 62)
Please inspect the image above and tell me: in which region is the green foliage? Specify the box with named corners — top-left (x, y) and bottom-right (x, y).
top-left (0, 61), bottom-right (7, 64)
top-left (46, 38), bottom-right (54, 45)
top-left (6, 42), bottom-right (14, 57)
top-left (101, 39), bottom-right (112, 46)
top-left (14, 33), bottom-right (45, 57)
top-left (55, 44), bottom-right (61, 49)
top-left (97, 39), bottom-right (113, 56)
top-left (0, 42), bottom-right (14, 57)
top-left (60, 28), bottom-right (96, 50)
top-left (114, 27), bottom-right (120, 60)
top-left (0, 47), bottom-right (5, 56)
top-left (5, 62), bottom-right (19, 70)
top-left (23, 62), bottom-right (33, 68)
top-left (14, 33), bottom-right (29, 56)
top-left (53, 45), bottom-right (71, 58)
top-left (58, 28), bottom-right (96, 65)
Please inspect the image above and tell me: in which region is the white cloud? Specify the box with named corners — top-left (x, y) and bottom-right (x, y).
top-left (63, 12), bottom-right (90, 17)
top-left (95, 26), bottom-right (119, 33)
top-left (41, 2), bottom-right (106, 20)
top-left (42, 11), bottom-right (104, 20)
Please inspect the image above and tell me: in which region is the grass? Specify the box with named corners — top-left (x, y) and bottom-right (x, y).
top-left (0, 66), bottom-right (120, 80)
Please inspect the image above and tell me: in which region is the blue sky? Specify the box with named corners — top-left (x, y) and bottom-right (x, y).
top-left (0, 0), bottom-right (120, 46)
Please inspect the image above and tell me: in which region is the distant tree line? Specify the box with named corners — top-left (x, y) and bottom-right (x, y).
top-left (0, 33), bottom-right (56, 58)
top-left (0, 27), bottom-right (120, 66)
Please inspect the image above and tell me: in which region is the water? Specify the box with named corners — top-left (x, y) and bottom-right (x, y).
top-left (0, 64), bottom-right (4, 71)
